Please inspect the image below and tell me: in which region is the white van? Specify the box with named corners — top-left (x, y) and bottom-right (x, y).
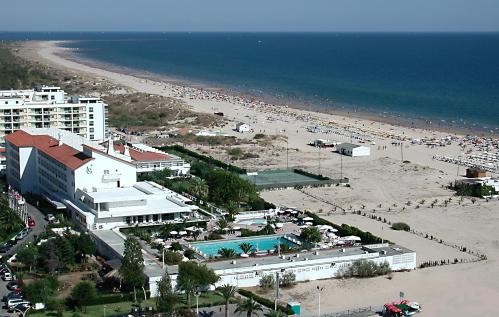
top-left (7, 298), bottom-right (30, 308)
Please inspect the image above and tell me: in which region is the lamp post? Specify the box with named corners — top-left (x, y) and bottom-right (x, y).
top-left (195, 291), bottom-right (201, 316)
top-left (104, 304), bottom-right (107, 317)
top-left (275, 269), bottom-right (285, 310)
top-left (317, 286), bottom-right (324, 317)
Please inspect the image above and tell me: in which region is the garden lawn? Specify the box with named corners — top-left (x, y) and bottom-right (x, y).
top-left (29, 292), bottom-right (231, 317)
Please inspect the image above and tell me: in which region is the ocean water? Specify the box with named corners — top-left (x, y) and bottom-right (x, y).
top-left (3, 32), bottom-right (499, 131)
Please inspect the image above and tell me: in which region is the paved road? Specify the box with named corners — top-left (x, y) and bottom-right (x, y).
top-left (1, 201), bottom-right (48, 316)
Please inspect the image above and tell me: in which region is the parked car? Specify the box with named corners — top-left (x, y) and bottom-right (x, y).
top-left (14, 230), bottom-right (28, 241)
top-left (6, 298), bottom-right (29, 309)
top-left (27, 217), bottom-right (36, 228)
top-left (7, 302), bottom-right (31, 313)
top-left (1, 272), bottom-right (13, 281)
top-left (2, 291), bottom-right (22, 303)
top-left (45, 214), bottom-right (55, 222)
top-left (6, 281), bottom-right (20, 291)
top-left (0, 244), bottom-right (10, 253)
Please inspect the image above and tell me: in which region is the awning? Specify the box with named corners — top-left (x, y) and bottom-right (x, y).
top-left (43, 195), bottom-right (66, 210)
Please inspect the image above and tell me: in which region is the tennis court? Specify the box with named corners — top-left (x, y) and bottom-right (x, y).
top-left (241, 169), bottom-right (336, 189)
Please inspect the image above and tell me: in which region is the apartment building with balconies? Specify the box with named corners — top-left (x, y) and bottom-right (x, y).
top-left (0, 85), bottom-right (107, 143)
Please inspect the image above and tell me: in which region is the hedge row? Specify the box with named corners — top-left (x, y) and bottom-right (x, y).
top-left (293, 169), bottom-right (330, 181)
top-left (304, 211), bottom-right (383, 244)
top-left (159, 145), bottom-right (247, 174)
top-left (86, 293), bottom-right (135, 305)
top-left (238, 289), bottom-right (294, 315)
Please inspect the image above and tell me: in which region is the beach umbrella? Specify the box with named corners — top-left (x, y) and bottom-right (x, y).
top-left (240, 253), bottom-right (249, 258)
top-left (275, 223), bottom-right (284, 228)
top-left (335, 240), bottom-right (345, 245)
top-left (303, 217), bottom-right (314, 221)
top-left (165, 245), bottom-right (172, 249)
top-left (277, 210), bottom-right (286, 214)
top-left (305, 222), bottom-right (313, 226)
top-left (178, 231), bottom-right (188, 236)
top-left (326, 232), bottom-right (337, 238)
top-left (185, 226), bottom-right (197, 231)
top-left (169, 230), bottom-right (178, 235)
top-left (233, 226), bottom-right (241, 231)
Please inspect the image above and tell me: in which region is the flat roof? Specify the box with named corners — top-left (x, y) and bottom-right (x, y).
top-left (167, 243), bottom-right (414, 274)
top-left (337, 142), bottom-right (368, 150)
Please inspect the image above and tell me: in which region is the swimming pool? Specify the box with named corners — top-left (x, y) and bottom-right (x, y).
top-left (236, 218), bottom-right (267, 225)
top-left (191, 235), bottom-right (297, 257)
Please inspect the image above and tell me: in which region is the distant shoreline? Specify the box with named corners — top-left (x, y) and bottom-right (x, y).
top-left (52, 41), bottom-right (494, 137)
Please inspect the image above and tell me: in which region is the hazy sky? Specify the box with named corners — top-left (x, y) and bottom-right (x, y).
top-left (2, 0), bottom-right (499, 32)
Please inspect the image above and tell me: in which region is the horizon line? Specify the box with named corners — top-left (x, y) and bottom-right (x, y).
top-left (1, 30), bottom-right (499, 34)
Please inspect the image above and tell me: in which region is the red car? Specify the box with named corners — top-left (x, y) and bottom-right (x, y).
top-left (27, 217), bottom-right (36, 228)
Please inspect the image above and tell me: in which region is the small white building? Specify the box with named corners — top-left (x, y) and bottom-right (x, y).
top-left (336, 143), bottom-right (371, 157)
top-left (235, 122), bottom-right (250, 133)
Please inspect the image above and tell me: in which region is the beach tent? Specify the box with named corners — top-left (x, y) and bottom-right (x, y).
top-left (275, 223), bottom-right (284, 228)
top-left (169, 230), bottom-right (178, 235)
top-left (303, 217), bottom-right (314, 221)
top-left (178, 231), bottom-right (188, 236)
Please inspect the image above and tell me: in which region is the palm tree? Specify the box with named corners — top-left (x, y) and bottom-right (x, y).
top-left (239, 242), bottom-right (253, 254)
top-left (264, 310), bottom-right (286, 317)
top-left (218, 248), bottom-right (236, 259)
top-left (192, 178), bottom-right (209, 199)
top-left (235, 297), bottom-right (263, 317)
top-left (216, 219), bottom-right (229, 230)
top-left (226, 202), bottom-right (239, 221)
top-left (217, 284), bottom-right (237, 317)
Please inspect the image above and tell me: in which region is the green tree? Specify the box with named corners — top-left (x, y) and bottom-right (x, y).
top-left (176, 262), bottom-right (219, 305)
top-left (120, 236), bottom-right (145, 302)
top-left (24, 276), bottom-right (59, 304)
top-left (191, 177), bottom-right (209, 199)
top-left (16, 245), bottom-right (38, 272)
top-left (38, 239), bottom-right (62, 274)
top-left (217, 284), bottom-right (237, 317)
top-left (235, 297), bottom-right (263, 317)
top-left (71, 281), bottom-right (97, 312)
top-left (300, 227), bottom-right (321, 243)
top-left (156, 271), bottom-right (178, 317)
top-left (218, 248), bottom-right (236, 259)
top-left (239, 242), bottom-right (253, 254)
top-left (76, 233), bottom-right (96, 263)
top-left (216, 219), bottom-right (229, 231)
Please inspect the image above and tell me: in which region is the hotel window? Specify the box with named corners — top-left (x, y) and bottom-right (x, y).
top-left (89, 107), bottom-right (94, 113)
top-left (90, 128), bottom-right (94, 133)
top-left (90, 134), bottom-right (94, 139)
top-left (104, 170), bottom-right (109, 175)
top-left (90, 121), bottom-right (94, 126)
top-left (89, 114), bottom-right (94, 119)
top-left (51, 95), bottom-right (55, 100)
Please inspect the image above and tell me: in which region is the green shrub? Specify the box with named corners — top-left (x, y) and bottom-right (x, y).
top-left (391, 222), bottom-right (410, 231)
top-left (341, 260), bottom-right (391, 278)
top-left (259, 275), bottom-right (275, 289)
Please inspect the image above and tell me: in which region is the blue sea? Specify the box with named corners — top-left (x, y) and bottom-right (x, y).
top-left (2, 32), bottom-right (499, 132)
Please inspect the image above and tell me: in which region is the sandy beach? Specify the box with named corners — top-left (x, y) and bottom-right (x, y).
top-left (16, 40), bottom-right (499, 317)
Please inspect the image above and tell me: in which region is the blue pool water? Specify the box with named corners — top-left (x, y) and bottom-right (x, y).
top-left (236, 218), bottom-right (267, 225)
top-left (192, 235), bottom-right (296, 257)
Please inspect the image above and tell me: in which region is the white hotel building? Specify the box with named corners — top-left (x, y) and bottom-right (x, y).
top-left (0, 86), bottom-right (107, 143)
top-left (5, 129), bottom-right (198, 231)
